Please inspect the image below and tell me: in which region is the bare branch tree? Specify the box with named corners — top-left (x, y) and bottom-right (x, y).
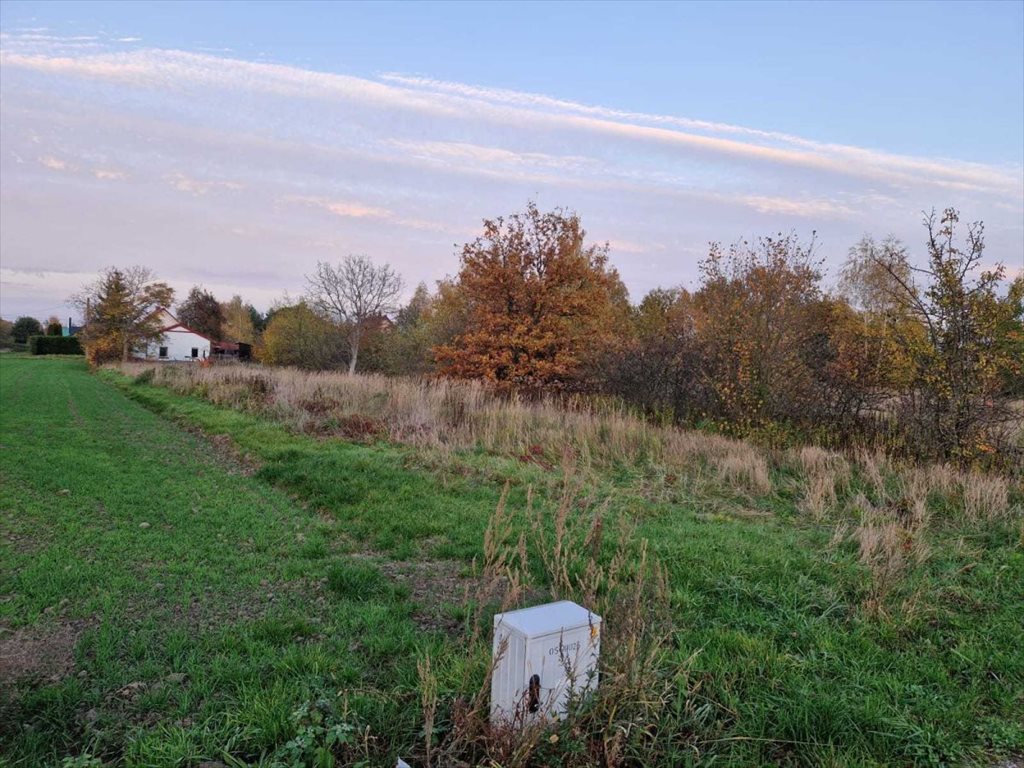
top-left (305, 255), bottom-right (403, 374)
top-left (863, 208), bottom-right (1017, 459)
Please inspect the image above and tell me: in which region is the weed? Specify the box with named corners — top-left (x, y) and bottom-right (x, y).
top-left (427, 474), bottom-right (688, 767)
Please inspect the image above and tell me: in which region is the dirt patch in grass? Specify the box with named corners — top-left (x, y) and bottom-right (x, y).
top-left (377, 557), bottom-right (471, 634)
top-left (0, 619), bottom-right (87, 692)
top-left (338, 551), bottom-right (476, 635)
top-left (121, 579), bottom-right (318, 636)
top-left (208, 432), bottom-right (262, 476)
top-left (174, 423), bottom-right (263, 477)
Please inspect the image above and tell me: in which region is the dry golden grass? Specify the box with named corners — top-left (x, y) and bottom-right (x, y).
top-left (923, 462), bottom-right (959, 499)
top-left (962, 472), bottom-right (1010, 522)
top-left (794, 445), bottom-right (850, 482)
top-left (114, 363), bottom-right (1021, 533)
top-left (844, 464), bottom-right (943, 615)
top-left (800, 472), bottom-right (838, 521)
top-left (851, 494), bottom-right (911, 615)
top-left (792, 445), bottom-right (851, 520)
top-left (426, 476), bottom-right (678, 767)
top-left (116, 363), bottom-right (779, 496)
top-left (716, 446), bottom-right (772, 495)
top-left (854, 447), bottom-right (890, 500)
top-left (897, 470), bottom-right (932, 538)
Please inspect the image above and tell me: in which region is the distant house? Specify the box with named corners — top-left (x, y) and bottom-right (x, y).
top-left (144, 307), bottom-right (212, 362)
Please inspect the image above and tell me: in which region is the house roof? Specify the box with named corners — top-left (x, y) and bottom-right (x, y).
top-left (149, 306), bottom-right (179, 325)
top-left (150, 307), bottom-right (215, 343)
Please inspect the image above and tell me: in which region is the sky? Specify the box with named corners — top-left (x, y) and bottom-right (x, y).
top-left (1, 0), bottom-right (1022, 322)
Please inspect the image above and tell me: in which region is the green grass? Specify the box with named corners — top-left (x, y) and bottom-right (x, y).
top-left (1, 356), bottom-right (1021, 766)
top-left (0, 357), bottom-right (438, 767)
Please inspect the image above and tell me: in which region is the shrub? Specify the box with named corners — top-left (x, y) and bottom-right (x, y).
top-left (12, 316), bottom-right (42, 343)
top-left (28, 335), bottom-right (84, 355)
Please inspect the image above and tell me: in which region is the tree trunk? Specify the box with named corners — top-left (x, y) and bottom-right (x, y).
top-left (122, 336), bottom-right (130, 362)
top-left (348, 327), bottom-right (361, 375)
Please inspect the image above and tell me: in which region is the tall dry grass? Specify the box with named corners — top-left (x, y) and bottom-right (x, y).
top-left (419, 474), bottom-right (684, 767)
top-left (114, 363), bottom-right (1022, 530)
top-left (962, 473), bottom-right (1011, 522)
top-left (115, 362), bottom-right (778, 495)
top-left (792, 445), bottom-right (851, 520)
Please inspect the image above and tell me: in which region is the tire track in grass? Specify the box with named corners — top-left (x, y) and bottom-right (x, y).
top-left (0, 357), bottom-right (444, 766)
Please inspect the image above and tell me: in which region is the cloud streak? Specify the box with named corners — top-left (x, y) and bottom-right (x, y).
top-left (287, 195), bottom-right (393, 220)
top-left (0, 31), bottom-right (1020, 321)
top-left (38, 155), bottom-right (69, 171)
top-left (166, 172), bottom-right (244, 196)
top-left (3, 46), bottom-right (1019, 195)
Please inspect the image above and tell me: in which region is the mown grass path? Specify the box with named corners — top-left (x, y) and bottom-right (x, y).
top-left (1, 356), bottom-right (1022, 766)
top-left (1, 357), bottom-right (456, 766)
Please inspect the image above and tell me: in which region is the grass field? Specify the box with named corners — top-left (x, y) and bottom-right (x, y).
top-left (1, 356), bottom-right (1022, 767)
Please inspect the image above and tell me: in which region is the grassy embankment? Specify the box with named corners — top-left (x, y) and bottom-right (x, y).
top-left (1, 356), bottom-right (1021, 766)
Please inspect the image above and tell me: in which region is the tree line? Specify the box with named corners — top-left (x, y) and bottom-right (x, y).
top-left (1, 315), bottom-right (67, 346)
top-left (69, 203), bottom-right (1023, 463)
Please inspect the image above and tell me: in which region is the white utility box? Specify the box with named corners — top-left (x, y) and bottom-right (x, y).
top-left (490, 600), bottom-right (602, 725)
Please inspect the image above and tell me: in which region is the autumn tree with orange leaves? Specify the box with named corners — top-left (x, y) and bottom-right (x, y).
top-left (436, 203), bottom-right (627, 392)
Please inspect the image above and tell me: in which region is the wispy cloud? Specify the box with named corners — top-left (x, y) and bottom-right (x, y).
top-left (34, 152), bottom-right (131, 181)
top-left (166, 172), bottom-right (244, 196)
top-left (607, 239), bottom-right (655, 254)
top-left (390, 139), bottom-right (601, 173)
top-left (0, 31), bottom-right (1020, 320)
top-left (38, 154), bottom-right (70, 171)
top-left (93, 168), bottom-right (128, 181)
top-left (728, 194), bottom-right (855, 219)
top-left (3, 45), bottom-right (1018, 195)
top-left (382, 73), bottom-right (1021, 196)
top-left (287, 195), bottom-right (466, 235)
top-left (288, 195), bottom-right (392, 220)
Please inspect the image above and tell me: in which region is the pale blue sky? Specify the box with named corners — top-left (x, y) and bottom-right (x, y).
top-left (1, 0), bottom-right (1022, 319)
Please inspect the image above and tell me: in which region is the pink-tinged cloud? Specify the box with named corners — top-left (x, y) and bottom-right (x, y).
top-left (166, 172), bottom-right (244, 195)
top-left (1, 32), bottom-right (1020, 320)
top-left (288, 195), bottom-right (393, 220)
top-left (2, 47), bottom-right (1019, 195)
top-left (92, 168), bottom-right (128, 181)
top-left (38, 155), bottom-right (70, 171)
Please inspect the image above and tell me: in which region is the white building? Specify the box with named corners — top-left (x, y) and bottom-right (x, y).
top-left (143, 308), bottom-right (212, 362)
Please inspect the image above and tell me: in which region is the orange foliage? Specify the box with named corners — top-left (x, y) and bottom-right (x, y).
top-left (435, 203), bottom-right (627, 392)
